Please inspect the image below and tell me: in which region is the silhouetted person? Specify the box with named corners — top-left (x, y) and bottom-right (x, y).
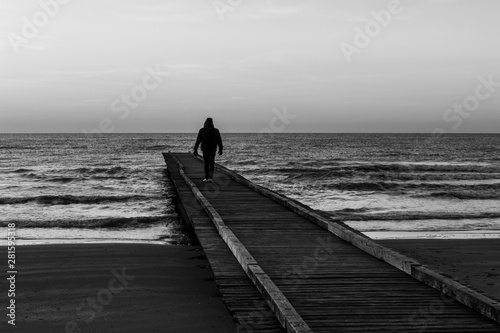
top-left (193, 118), bottom-right (223, 182)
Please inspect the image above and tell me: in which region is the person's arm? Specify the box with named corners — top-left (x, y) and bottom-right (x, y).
top-left (193, 129), bottom-right (203, 156)
top-left (216, 129), bottom-right (223, 155)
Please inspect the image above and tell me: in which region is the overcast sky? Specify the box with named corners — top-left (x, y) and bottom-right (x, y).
top-left (1, 0), bottom-right (499, 133)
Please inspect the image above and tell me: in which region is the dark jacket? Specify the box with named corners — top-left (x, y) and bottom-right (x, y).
top-left (194, 119), bottom-right (223, 152)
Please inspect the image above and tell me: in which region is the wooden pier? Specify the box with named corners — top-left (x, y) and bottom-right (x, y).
top-left (163, 152), bottom-right (500, 333)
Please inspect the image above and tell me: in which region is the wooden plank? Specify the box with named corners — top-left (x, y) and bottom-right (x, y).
top-left (163, 153), bottom-right (286, 333)
top-left (169, 153), bottom-right (312, 333)
top-left (164, 152), bottom-right (500, 332)
top-left (210, 154), bottom-right (500, 325)
top-left (412, 265), bottom-right (500, 323)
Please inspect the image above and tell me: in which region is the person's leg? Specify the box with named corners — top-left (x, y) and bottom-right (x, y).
top-left (202, 151), bottom-right (210, 180)
top-left (208, 150), bottom-right (216, 179)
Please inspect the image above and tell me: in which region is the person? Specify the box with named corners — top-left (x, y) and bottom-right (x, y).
top-left (193, 118), bottom-right (223, 182)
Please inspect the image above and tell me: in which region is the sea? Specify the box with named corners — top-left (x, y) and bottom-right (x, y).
top-left (1, 133), bottom-right (499, 245)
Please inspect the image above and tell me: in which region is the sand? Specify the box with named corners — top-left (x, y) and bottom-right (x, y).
top-left (1, 243), bottom-right (237, 333)
top-left (379, 239), bottom-right (500, 302)
top-left (4, 239), bottom-right (499, 332)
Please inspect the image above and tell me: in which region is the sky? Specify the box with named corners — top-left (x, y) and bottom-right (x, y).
top-left (1, 0), bottom-right (499, 133)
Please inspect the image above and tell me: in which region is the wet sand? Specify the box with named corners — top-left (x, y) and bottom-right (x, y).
top-left (379, 239), bottom-right (500, 302)
top-left (1, 243), bottom-right (237, 332)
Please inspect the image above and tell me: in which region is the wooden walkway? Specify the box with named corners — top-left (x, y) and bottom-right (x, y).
top-left (163, 152), bottom-right (500, 333)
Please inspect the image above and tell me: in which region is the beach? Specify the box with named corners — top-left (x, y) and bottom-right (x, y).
top-left (379, 239), bottom-right (500, 302)
top-left (1, 243), bottom-right (236, 333)
top-left (4, 231), bottom-right (499, 333)
top-left (1, 133), bottom-right (500, 331)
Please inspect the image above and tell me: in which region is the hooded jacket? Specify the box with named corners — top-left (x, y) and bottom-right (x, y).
top-left (194, 118), bottom-right (223, 152)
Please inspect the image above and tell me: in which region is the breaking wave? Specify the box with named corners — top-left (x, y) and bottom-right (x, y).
top-left (0, 216), bottom-right (176, 228)
top-left (325, 210), bottom-right (500, 221)
top-left (0, 194), bottom-right (156, 206)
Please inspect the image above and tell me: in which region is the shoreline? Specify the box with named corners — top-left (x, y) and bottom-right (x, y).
top-left (2, 230), bottom-right (500, 247)
top-left (0, 243), bottom-right (236, 332)
top-left (365, 230), bottom-right (500, 240)
top-left (0, 239), bottom-right (169, 246)
top-left (3, 236), bottom-right (499, 331)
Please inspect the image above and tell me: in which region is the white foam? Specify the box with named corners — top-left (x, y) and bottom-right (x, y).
top-left (365, 230), bottom-right (500, 240)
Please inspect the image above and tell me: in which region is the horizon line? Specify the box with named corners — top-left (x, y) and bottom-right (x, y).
top-left (1, 132), bottom-right (500, 135)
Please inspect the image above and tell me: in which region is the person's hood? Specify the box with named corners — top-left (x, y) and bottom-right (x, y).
top-left (204, 118), bottom-right (214, 128)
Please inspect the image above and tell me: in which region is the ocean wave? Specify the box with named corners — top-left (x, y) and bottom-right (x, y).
top-left (146, 145), bottom-right (169, 150)
top-left (12, 168), bottom-right (33, 173)
top-left (325, 181), bottom-right (397, 191)
top-left (0, 216), bottom-right (176, 228)
top-left (367, 172), bottom-right (500, 182)
top-left (331, 207), bottom-right (373, 213)
top-left (0, 145), bottom-right (32, 150)
top-left (75, 166), bottom-right (125, 175)
top-left (258, 163), bottom-right (500, 178)
top-left (89, 175), bottom-right (127, 180)
top-left (16, 166), bottom-right (134, 182)
top-left (244, 166), bottom-right (500, 188)
top-left (325, 210), bottom-right (500, 221)
top-left (318, 181), bottom-right (500, 193)
top-left (46, 176), bottom-right (78, 183)
top-left (343, 219), bottom-right (500, 232)
top-left (19, 173), bottom-right (43, 179)
top-left (20, 173), bottom-right (130, 182)
top-left (0, 194), bottom-right (155, 206)
top-left (423, 191), bottom-right (500, 200)
top-left (232, 159), bottom-right (261, 166)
